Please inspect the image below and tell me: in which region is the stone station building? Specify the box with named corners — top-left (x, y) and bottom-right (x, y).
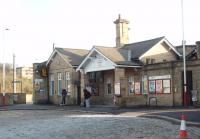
top-left (33, 15), bottom-right (200, 107)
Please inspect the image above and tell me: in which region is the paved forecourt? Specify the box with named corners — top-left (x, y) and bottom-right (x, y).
top-left (0, 109), bottom-right (199, 139)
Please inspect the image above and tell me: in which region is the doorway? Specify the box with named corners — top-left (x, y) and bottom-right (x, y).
top-left (182, 71), bottom-right (193, 106)
top-left (77, 85), bottom-right (81, 105)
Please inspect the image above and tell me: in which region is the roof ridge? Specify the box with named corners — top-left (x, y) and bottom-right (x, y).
top-left (124, 36), bottom-right (165, 46)
top-left (94, 45), bottom-right (115, 48)
top-left (55, 47), bottom-right (89, 51)
top-left (175, 45), bottom-right (196, 47)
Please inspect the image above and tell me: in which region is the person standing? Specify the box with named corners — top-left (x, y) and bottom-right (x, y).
top-left (83, 89), bottom-right (91, 108)
top-left (61, 89), bottom-right (67, 106)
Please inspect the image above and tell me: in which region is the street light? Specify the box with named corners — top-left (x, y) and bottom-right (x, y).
top-left (2, 28), bottom-right (9, 97)
top-left (181, 0), bottom-right (187, 106)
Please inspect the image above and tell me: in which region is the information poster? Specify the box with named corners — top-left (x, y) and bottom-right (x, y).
top-left (143, 76), bottom-right (148, 94)
top-left (114, 82), bottom-right (120, 95)
top-left (129, 82), bottom-right (135, 93)
top-left (135, 82), bottom-right (140, 94)
top-left (156, 80), bottom-right (163, 93)
top-left (149, 80), bottom-right (155, 93)
top-left (163, 80), bottom-right (170, 93)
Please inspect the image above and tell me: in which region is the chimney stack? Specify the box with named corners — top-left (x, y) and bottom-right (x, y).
top-left (114, 14), bottom-right (129, 47)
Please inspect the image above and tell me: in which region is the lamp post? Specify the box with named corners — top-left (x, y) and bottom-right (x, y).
top-left (13, 53), bottom-right (16, 94)
top-left (2, 28), bottom-right (9, 106)
top-left (181, 0), bottom-right (187, 106)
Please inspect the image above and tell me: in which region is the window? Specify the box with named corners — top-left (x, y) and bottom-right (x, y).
top-left (107, 83), bottom-right (112, 94)
top-left (149, 80), bottom-right (156, 93)
top-left (163, 79), bottom-right (170, 93)
top-left (128, 76), bottom-right (134, 94)
top-left (50, 74), bottom-right (54, 95)
top-left (151, 59), bottom-right (155, 64)
top-left (107, 78), bottom-right (112, 94)
top-left (89, 72), bottom-right (96, 80)
top-left (146, 58), bottom-right (155, 64)
top-left (148, 79), bottom-right (171, 94)
top-left (65, 72), bottom-right (70, 92)
top-left (146, 59), bottom-right (151, 64)
top-left (142, 75), bottom-right (148, 94)
top-left (57, 73), bottom-right (62, 96)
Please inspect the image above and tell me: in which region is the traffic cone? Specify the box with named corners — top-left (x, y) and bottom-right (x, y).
top-left (179, 114), bottom-right (188, 138)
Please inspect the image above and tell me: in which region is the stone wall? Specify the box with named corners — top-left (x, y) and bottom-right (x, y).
top-left (48, 53), bottom-right (80, 105)
top-left (0, 93), bottom-right (26, 106)
top-left (33, 63), bottom-right (48, 104)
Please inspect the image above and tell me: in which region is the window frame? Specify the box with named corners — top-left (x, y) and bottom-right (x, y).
top-left (65, 72), bottom-right (70, 92)
top-left (106, 78), bottom-right (112, 95)
top-left (148, 79), bottom-right (171, 94)
top-left (50, 74), bottom-right (54, 96)
top-left (128, 76), bottom-right (135, 94)
top-left (57, 72), bottom-right (62, 96)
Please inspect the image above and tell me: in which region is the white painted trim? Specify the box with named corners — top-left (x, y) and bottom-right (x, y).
top-left (46, 48), bottom-right (72, 68)
top-left (76, 46), bottom-right (117, 72)
top-left (149, 75), bottom-right (171, 80)
top-left (57, 51), bottom-right (73, 68)
top-left (46, 49), bottom-right (58, 66)
top-left (116, 65), bottom-right (141, 68)
top-left (163, 38), bottom-right (181, 57)
top-left (85, 67), bottom-right (115, 73)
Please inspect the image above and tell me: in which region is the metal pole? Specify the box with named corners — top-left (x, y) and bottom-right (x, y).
top-left (181, 0), bottom-right (187, 106)
top-left (21, 81), bottom-right (22, 93)
top-left (13, 53), bottom-right (16, 93)
top-left (2, 28), bottom-right (9, 97)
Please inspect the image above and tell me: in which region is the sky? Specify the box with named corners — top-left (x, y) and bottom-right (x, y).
top-left (0, 0), bottom-right (199, 67)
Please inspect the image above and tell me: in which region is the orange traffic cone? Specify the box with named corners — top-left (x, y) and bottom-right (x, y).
top-left (179, 114), bottom-right (188, 138)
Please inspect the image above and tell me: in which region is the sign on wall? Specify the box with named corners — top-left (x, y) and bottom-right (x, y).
top-left (149, 75), bottom-right (171, 80)
top-left (114, 82), bottom-right (120, 95)
top-left (163, 79), bottom-right (170, 93)
top-left (143, 75), bottom-right (148, 94)
top-left (156, 80), bottom-right (163, 93)
top-left (135, 82), bottom-right (140, 94)
top-left (149, 80), bottom-right (155, 93)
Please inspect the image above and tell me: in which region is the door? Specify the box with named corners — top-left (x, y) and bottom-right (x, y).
top-left (182, 71), bottom-right (193, 106)
top-left (77, 85), bottom-right (81, 105)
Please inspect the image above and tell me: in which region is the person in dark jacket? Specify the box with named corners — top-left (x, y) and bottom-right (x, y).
top-left (83, 89), bottom-right (91, 108)
top-left (61, 89), bottom-right (67, 106)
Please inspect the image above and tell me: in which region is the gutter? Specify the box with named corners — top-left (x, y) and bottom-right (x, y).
top-left (116, 65), bottom-right (141, 68)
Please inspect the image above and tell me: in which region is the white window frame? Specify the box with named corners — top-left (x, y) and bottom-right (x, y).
top-left (65, 72), bottom-right (70, 92)
top-left (57, 72), bottom-right (62, 96)
top-left (50, 74), bottom-right (54, 96)
top-left (128, 76), bottom-right (135, 94)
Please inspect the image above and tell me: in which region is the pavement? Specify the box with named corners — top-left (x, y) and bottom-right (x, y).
top-left (0, 104), bottom-right (200, 127)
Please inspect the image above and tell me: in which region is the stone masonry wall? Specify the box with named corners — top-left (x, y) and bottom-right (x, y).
top-left (48, 54), bottom-right (80, 105)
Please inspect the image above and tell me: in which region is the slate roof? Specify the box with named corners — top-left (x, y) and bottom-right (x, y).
top-left (92, 37), bottom-right (168, 66)
top-left (55, 47), bottom-right (89, 66)
top-left (175, 45), bottom-right (196, 56)
top-left (94, 46), bottom-right (126, 62)
top-left (121, 36), bottom-right (165, 58)
top-left (94, 46), bottom-right (141, 66)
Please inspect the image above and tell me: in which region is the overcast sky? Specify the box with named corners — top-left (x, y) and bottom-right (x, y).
top-left (0, 0), bottom-right (199, 66)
